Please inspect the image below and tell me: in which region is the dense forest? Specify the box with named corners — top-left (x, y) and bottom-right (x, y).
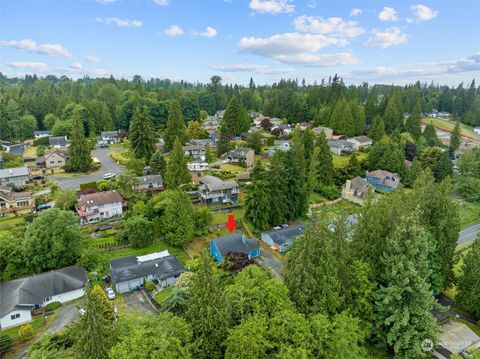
top-left (0, 73), bottom-right (479, 143)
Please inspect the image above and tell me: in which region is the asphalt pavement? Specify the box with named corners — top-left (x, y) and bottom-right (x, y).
top-left (49, 147), bottom-right (124, 190)
top-left (458, 221), bottom-right (480, 244)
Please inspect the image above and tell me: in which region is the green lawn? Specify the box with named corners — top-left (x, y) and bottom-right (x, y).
top-left (219, 163), bottom-right (247, 174)
top-left (23, 145), bottom-right (38, 158)
top-left (210, 208), bottom-right (246, 225)
top-left (457, 200), bottom-right (480, 227)
top-left (1, 315), bottom-right (46, 341)
top-left (0, 216), bottom-right (29, 239)
top-left (109, 150), bottom-right (130, 166)
top-left (51, 166), bottom-right (103, 179)
top-left (422, 118), bottom-right (480, 140)
top-left (332, 152), bottom-right (367, 169)
top-left (308, 192), bottom-right (325, 204)
top-left (154, 287), bottom-right (173, 305)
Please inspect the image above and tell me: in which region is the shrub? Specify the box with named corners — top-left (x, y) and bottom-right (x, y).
top-left (144, 281), bottom-right (155, 292)
top-left (0, 334), bottom-right (11, 356)
top-left (18, 323), bottom-right (34, 339)
top-left (79, 181), bottom-right (98, 191)
top-left (45, 301), bottom-right (62, 312)
top-left (33, 137), bottom-right (50, 146)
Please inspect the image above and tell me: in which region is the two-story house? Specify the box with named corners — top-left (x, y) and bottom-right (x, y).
top-left (101, 131), bottom-right (122, 144)
top-left (0, 167), bottom-right (30, 189)
top-left (183, 144), bottom-right (206, 159)
top-left (224, 147), bottom-right (255, 172)
top-left (342, 176), bottom-right (372, 205)
top-left (33, 131), bottom-right (52, 140)
top-left (0, 186), bottom-right (35, 217)
top-left (366, 170), bottom-right (401, 192)
top-left (198, 175), bottom-right (240, 205)
top-left (36, 149), bottom-right (69, 169)
top-left (76, 190), bottom-right (124, 224)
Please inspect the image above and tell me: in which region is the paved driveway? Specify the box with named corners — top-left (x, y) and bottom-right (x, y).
top-left (49, 147), bottom-right (124, 190)
top-left (458, 221), bottom-right (480, 245)
top-left (255, 249), bottom-right (285, 281)
top-left (122, 291), bottom-right (157, 315)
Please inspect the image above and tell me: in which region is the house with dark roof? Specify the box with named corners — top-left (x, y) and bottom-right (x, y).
top-left (210, 234), bottom-right (260, 263)
top-left (0, 266), bottom-right (87, 329)
top-left (224, 147), bottom-right (255, 172)
top-left (34, 131), bottom-right (52, 140)
top-left (183, 144), bottom-right (206, 159)
top-left (1, 143), bottom-right (27, 156)
top-left (328, 140), bottom-right (355, 155)
top-left (261, 224), bottom-right (305, 252)
top-left (49, 136), bottom-right (69, 148)
top-left (76, 190), bottom-right (124, 224)
top-left (109, 251), bottom-right (184, 293)
top-left (198, 175), bottom-right (239, 205)
top-left (134, 174), bottom-right (163, 194)
top-left (342, 176), bottom-right (372, 205)
top-left (348, 136), bottom-right (373, 150)
top-left (0, 186), bottom-right (35, 217)
top-left (0, 166), bottom-right (30, 189)
top-left (366, 170), bottom-right (401, 192)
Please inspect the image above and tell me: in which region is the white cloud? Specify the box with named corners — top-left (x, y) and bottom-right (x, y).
top-left (274, 52), bottom-right (359, 67)
top-left (200, 27), bottom-right (218, 38)
top-left (96, 17), bottom-right (142, 27)
top-left (210, 63), bottom-right (294, 74)
top-left (365, 27), bottom-right (408, 48)
top-left (164, 25), bottom-right (184, 36)
top-left (5, 61), bottom-right (49, 72)
top-left (153, 0), bottom-right (169, 6)
top-left (1, 39), bottom-right (71, 58)
top-left (84, 54), bottom-right (101, 62)
top-left (378, 7), bottom-right (399, 22)
top-left (293, 15), bottom-right (364, 38)
top-left (249, 0), bottom-right (294, 14)
top-left (406, 18), bottom-right (414, 24)
top-left (350, 8), bottom-right (362, 17)
top-left (69, 62), bottom-right (83, 70)
top-left (410, 4), bottom-right (438, 21)
top-left (95, 0), bottom-right (119, 4)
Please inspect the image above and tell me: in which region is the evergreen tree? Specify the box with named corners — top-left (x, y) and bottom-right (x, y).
top-left (286, 129), bottom-right (308, 219)
top-left (149, 149), bottom-right (166, 177)
top-left (367, 138), bottom-right (405, 174)
top-left (449, 120), bottom-right (461, 157)
top-left (382, 92), bottom-right (403, 133)
top-left (423, 123), bottom-right (439, 146)
top-left (68, 114), bottom-right (93, 172)
top-left (330, 98), bottom-right (354, 136)
top-left (435, 151), bottom-right (453, 181)
top-left (76, 285), bottom-right (115, 359)
top-left (368, 115), bottom-right (386, 142)
top-left (267, 153), bottom-right (289, 226)
top-left (186, 253), bottom-right (227, 359)
top-left (373, 211), bottom-right (439, 358)
top-left (350, 99), bottom-right (366, 136)
top-left (217, 96), bottom-right (249, 154)
top-left (346, 153), bottom-right (363, 178)
top-left (129, 106), bottom-right (156, 161)
top-left (309, 132), bottom-right (335, 198)
top-left (245, 162), bottom-right (270, 231)
top-left (165, 137), bottom-right (191, 189)
top-left (457, 237), bottom-right (480, 318)
top-left (405, 102), bottom-right (422, 140)
top-left (161, 190), bottom-right (195, 246)
top-left (217, 124), bottom-right (231, 155)
top-left (365, 87), bottom-right (378, 124)
top-left (164, 100), bottom-right (187, 151)
top-left (302, 128), bottom-right (316, 166)
top-left (246, 131), bottom-right (263, 154)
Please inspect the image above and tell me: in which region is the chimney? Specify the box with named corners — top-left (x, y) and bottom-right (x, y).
top-left (345, 180), bottom-right (351, 192)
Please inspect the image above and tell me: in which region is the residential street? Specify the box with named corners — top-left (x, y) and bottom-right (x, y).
top-left (458, 221), bottom-right (480, 245)
top-left (49, 147), bottom-right (124, 190)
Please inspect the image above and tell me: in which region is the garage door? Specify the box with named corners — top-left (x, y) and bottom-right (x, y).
top-left (117, 282), bottom-right (130, 293)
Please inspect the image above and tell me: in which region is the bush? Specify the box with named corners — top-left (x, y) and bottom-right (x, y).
top-left (79, 181), bottom-right (98, 191)
top-left (18, 323), bottom-right (34, 339)
top-left (45, 301), bottom-right (62, 312)
top-left (144, 281), bottom-right (155, 292)
top-left (0, 334), bottom-right (11, 356)
top-left (33, 137), bottom-right (50, 146)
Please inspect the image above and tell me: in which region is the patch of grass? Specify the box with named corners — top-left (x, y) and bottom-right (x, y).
top-left (209, 208), bottom-right (246, 225)
top-left (457, 319), bottom-right (480, 337)
top-left (308, 192), bottom-right (325, 204)
top-left (422, 118), bottom-right (480, 140)
top-left (0, 216), bottom-right (28, 239)
top-left (1, 315), bottom-right (45, 341)
top-left (51, 166), bottom-right (103, 179)
top-left (332, 152), bottom-right (366, 169)
top-left (457, 200), bottom-right (480, 227)
top-left (219, 163), bottom-right (246, 174)
top-left (23, 146), bottom-right (38, 158)
top-left (109, 150), bottom-right (130, 166)
top-left (154, 287), bottom-right (173, 305)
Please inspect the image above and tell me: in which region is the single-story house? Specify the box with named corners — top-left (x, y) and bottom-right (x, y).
top-left (0, 266), bottom-right (87, 329)
top-left (312, 126), bottom-right (334, 139)
top-left (110, 250), bottom-right (185, 293)
top-left (36, 148), bottom-right (69, 169)
top-left (261, 224), bottom-right (305, 252)
top-left (328, 140), bottom-right (355, 155)
top-left (268, 141), bottom-right (291, 157)
top-left (49, 136), bottom-right (69, 148)
top-left (76, 190), bottom-right (124, 224)
top-left (224, 147), bottom-right (255, 172)
top-left (210, 234), bottom-right (260, 263)
top-left (366, 170), bottom-right (401, 192)
top-left (183, 144), bottom-right (206, 160)
top-left (342, 176), bottom-right (372, 205)
top-left (0, 186), bottom-right (35, 217)
top-left (101, 131), bottom-right (121, 144)
top-left (0, 166), bottom-right (30, 189)
top-left (134, 174), bottom-right (163, 194)
top-left (348, 136), bottom-right (373, 150)
top-left (34, 131), bottom-right (52, 140)
top-left (1, 143), bottom-right (27, 156)
top-left (188, 160), bottom-right (210, 172)
top-left (198, 175), bottom-right (240, 205)
top-left (433, 321), bottom-right (480, 359)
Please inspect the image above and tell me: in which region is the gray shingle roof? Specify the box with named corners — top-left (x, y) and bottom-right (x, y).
top-left (211, 234), bottom-right (259, 257)
top-left (199, 175), bottom-right (238, 191)
top-left (328, 140), bottom-right (354, 148)
top-left (263, 224), bottom-right (305, 246)
top-left (0, 266), bottom-right (87, 317)
top-left (49, 136), bottom-right (68, 146)
top-left (0, 166), bottom-right (29, 179)
top-left (4, 143), bottom-right (27, 155)
top-left (109, 255), bottom-right (184, 283)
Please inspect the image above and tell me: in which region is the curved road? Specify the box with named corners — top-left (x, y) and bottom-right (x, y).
top-left (50, 147), bottom-right (124, 190)
top-left (458, 221), bottom-right (480, 245)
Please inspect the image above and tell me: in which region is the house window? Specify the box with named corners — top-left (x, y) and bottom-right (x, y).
top-left (10, 313), bottom-right (20, 320)
top-left (43, 296), bottom-right (52, 303)
top-left (16, 200), bottom-right (29, 207)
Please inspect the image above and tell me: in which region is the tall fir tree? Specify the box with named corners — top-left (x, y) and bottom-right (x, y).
top-left (405, 102), bottom-right (422, 140)
top-left (129, 105), bottom-right (156, 161)
top-left (268, 152), bottom-right (289, 226)
top-left (346, 153), bottom-right (363, 178)
top-left (382, 93), bottom-right (403, 134)
top-left (368, 115), bottom-right (386, 142)
top-left (165, 137), bottom-right (191, 189)
top-left (186, 253), bottom-right (227, 359)
top-left (351, 99), bottom-right (367, 136)
top-left (309, 131), bottom-right (335, 197)
top-left (245, 162), bottom-right (270, 231)
top-left (330, 98), bottom-right (355, 136)
top-left (365, 87), bottom-right (379, 124)
top-left (449, 120), bottom-right (461, 157)
top-left (457, 237), bottom-right (480, 318)
top-left (435, 151), bottom-right (453, 181)
top-left (423, 123), bottom-right (439, 146)
top-left (285, 129), bottom-right (308, 219)
top-left (373, 211), bottom-right (440, 358)
top-left (164, 100), bottom-right (187, 151)
top-left (68, 114), bottom-right (93, 172)
top-left (217, 96), bottom-right (249, 154)
top-left (149, 149), bottom-right (166, 177)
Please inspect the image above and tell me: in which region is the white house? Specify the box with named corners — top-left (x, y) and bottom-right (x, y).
top-left (0, 266), bottom-right (87, 329)
top-left (188, 160), bottom-right (210, 172)
top-left (348, 136), bottom-right (373, 150)
top-left (33, 131), bottom-right (52, 140)
top-left (76, 190), bottom-right (124, 224)
top-left (474, 127), bottom-right (480, 135)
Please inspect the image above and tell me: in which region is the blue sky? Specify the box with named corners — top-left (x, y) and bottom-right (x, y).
top-left (0, 0), bottom-right (479, 85)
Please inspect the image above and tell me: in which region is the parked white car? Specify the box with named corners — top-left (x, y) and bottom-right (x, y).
top-left (105, 287), bottom-right (116, 300)
top-left (103, 173), bottom-right (116, 180)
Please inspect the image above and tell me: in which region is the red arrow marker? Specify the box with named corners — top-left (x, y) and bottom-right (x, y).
top-left (226, 214), bottom-right (236, 233)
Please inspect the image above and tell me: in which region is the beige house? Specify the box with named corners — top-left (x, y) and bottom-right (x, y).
top-left (0, 186), bottom-right (35, 217)
top-left (342, 176), bottom-right (372, 205)
top-left (36, 149), bottom-right (69, 169)
top-left (312, 126), bottom-right (334, 139)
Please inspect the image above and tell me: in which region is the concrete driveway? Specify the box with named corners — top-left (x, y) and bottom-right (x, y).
top-left (49, 147), bottom-right (124, 190)
top-left (255, 249), bottom-right (285, 281)
top-left (122, 291), bottom-right (157, 315)
top-left (458, 221), bottom-right (480, 245)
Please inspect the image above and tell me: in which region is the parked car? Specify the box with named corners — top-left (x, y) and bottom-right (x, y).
top-left (103, 173), bottom-right (116, 180)
top-left (36, 204), bottom-right (52, 211)
top-left (31, 175), bottom-right (45, 180)
top-left (105, 287), bottom-right (116, 300)
top-left (99, 141), bottom-right (109, 148)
